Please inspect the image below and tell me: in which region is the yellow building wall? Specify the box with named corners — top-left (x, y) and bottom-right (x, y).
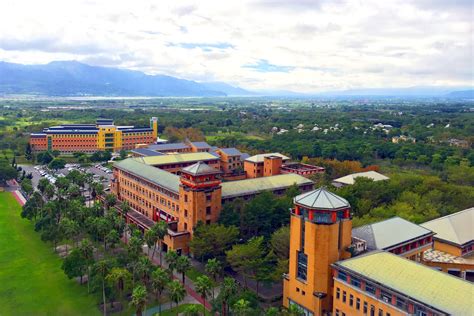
top-left (433, 240), bottom-right (462, 257)
top-left (333, 279), bottom-right (405, 316)
top-left (284, 215), bottom-right (353, 315)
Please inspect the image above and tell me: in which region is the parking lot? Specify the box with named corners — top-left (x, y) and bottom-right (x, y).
top-left (20, 163), bottom-right (113, 194)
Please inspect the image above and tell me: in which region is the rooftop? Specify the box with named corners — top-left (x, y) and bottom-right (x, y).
top-left (218, 148), bottom-right (243, 156)
top-left (135, 152), bottom-right (219, 166)
top-left (189, 141), bottom-right (211, 149)
top-left (222, 173), bottom-right (312, 198)
top-left (245, 153), bottom-right (290, 163)
top-left (421, 207), bottom-right (474, 246)
top-left (130, 148), bottom-right (164, 157)
top-left (114, 158), bottom-right (180, 193)
top-left (182, 161), bottom-right (221, 176)
top-left (333, 251), bottom-right (474, 316)
top-left (352, 217), bottom-right (433, 251)
top-left (294, 187), bottom-right (349, 210)
top-left (147, 142), bottom-right (189, 151)
top-left (333, 171), bottom-right (389, 185)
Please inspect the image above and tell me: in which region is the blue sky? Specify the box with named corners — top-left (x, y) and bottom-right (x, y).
top-left (0, 0), bottom-right (472, 92)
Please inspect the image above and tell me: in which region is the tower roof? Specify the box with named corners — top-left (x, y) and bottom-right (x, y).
top-left (294, 187), bottom-right (349, 210)
top-left (181, 161), bottom-right (221, 176)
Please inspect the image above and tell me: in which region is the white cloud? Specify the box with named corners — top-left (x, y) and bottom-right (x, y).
top-left (0, 0), bottom-right (472, 92)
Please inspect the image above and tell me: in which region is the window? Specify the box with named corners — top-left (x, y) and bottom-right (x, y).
top-left (365, 282), bottom-right (376, 295)
top-left (335, 310), bottom-right (340, 316)
top-left (378, 309), bottom-right (383, 316)
top-left (356, 298), bottom-right (361, 310)
top-left (297, 251), bottom-right (307, 281)
top-left (206, 206), bottom-right (211, 215)
top-left (338, 271), bottom-right (347, 281)
top-left (184, 209), bottom-right (188, 217)
top-left (349, 294), bottom-right (354, 307)
top-left (342, 291), bottom-right (346, 303)
top-left (206, 194), bottom-right (212, 201)
top-left (184, 194), bottom-right (188, 202)
top-left (351, 277), bottom-right (361, 288)
top-left (396, 297), bottom-right (407, 311)
top-left (184, 223), bottom-right (188, 230)
top-left (206, 220), bottom-right (211, 225)
top-left (380, 290), bottom-right (391, 303)
top-left (363, 302), bottom-right (368, 314)
top-left (370, 305), bottom-right (375, 316)
top-left (336, 288), bottom-right (340, 299)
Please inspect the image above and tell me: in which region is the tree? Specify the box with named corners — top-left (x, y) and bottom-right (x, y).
top-left (106, 268), bottom-right (131, 306)
top-left (190, 223), bottom-right (239, 262)
top-left (176, 255), bottom-right (191, 284)
top-left (25, 143), bottom-right (32, 161)
top-left (94, 260), bottom-right (111, 316)
top-left (167, 280), bottom-right (186, 315)
top-left (119, 149), bottom-right (127, 160)
top-left (60, 218), bottom-right (79, 251)
top-left (220, 277), bottom-right (237, 316)
top-left (0, 161), bottom-right (17, 184)
top-left (226, 236), bottom-right (266, 288)
top-left (165, 250), bottom-right (179, 277)
top-left (270, 226), bottom-right (290, 261)
top-left (154, 220), bottom-right (168, 265)
top-left (233, 299), bottom-right (252, 316)
top-left (195, 275), bottom-right (212, 316)
top-left (145, 229), bottom-right (158, 257)
top-left (62, 248), bottom-right (88, 284)
top-left (205, 258), bottom-right (221, 299)
top-left (38, 177), bottom-right (50, 194)
top-left (37, 151), bottom-right (54, 165)
top-left (184, 304), bottom-right (201, 316)
top-left (20, 178), bottom-right (33, 197)
top-left (130, 285), bottom-right (148, 316)
top-left (151, 267), bottom-right (170, 315)
top-left (48, 158), bottom-right (66, 170)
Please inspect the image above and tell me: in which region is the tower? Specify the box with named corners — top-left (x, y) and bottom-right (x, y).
top-left (264, 155), bottom-right (282, 176)
top-left (178, 162), bottom-right (222, 234)
top-left (283, 187), bottom-right (352, 316)
top-left (150, 117), bottom-right (158, 139)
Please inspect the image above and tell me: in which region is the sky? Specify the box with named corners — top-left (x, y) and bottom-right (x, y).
top-left (0, 0), bottom-right (472, 92)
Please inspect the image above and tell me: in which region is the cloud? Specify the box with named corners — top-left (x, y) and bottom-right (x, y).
top-left (0, 0), bottom-right (471, 92)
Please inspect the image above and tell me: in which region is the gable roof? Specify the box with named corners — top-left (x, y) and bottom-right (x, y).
top-left (182, 161), bottom-right (221, 176)
top-left (114, 158), bottom-right (180, 193)
top-left (421, 207), bottom-right (474, 246)
top-left (334, 251), bottom-right (474, 316)
top-left (221, 174), bottom-right (312, 199)
top-left (134, 152), bottom-right (218, 166)
top-left (333, 171), bottom-right (389, 185)
top-left (294, 187), bottom-right (349, 210)
top-left (147, 142), bottom-right (189, 151)
top-left (219, 148), bottom-right (243, 156)
top-left (190, 141), bottom-right (211, 149)
top-left (245, 153), bottom-right (290, 163)
top-left (130, 148), bottom-right (164, 157)
top-left (352, 217), bottom-right (433, 250)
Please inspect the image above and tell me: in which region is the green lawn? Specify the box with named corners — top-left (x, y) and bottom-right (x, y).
top-left (157, 304), bottom-right (204, 316)
top-left (185, 266), bottom-right (205, 283)
top-left (0, 192), bottom-right (100, 316)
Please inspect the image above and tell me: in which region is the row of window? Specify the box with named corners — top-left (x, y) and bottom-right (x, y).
top-left (336, 288), bottom-right (392, 316)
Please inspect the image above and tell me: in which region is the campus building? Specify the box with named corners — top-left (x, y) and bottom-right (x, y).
top-left (111, 156), bottom-right (314, 254)
top-left (283, 188), bottom-right (474, 316)
top-left (29, 117), bottom-right (158, 153)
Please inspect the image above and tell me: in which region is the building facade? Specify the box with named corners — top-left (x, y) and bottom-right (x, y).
top-left (29, 117), bottom-right (158, 153)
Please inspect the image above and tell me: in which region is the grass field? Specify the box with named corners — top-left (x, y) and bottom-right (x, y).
top-left (0, 192), bottom-right (100, 316)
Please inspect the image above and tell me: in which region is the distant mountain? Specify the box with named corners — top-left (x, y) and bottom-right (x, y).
top-left (318, 86), bottom-right (472, 97)
top-left (200, 82), bottom-right (254, 96)
top-left (0, 61), bottom-right (251, 97)
top-left (446, 90), bottom-right (474, 99)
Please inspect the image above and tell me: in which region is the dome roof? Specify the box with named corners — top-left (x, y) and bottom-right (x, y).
top-left (181, 161), bottom-right (221, 176)
top-left (294, 187), bottom-right (350, 210)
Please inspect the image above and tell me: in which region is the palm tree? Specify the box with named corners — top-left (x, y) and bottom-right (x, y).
top-left (220, 277), bottom-right (237, 316)
top-left (151, 267), bottom-right (170, 315)
top-left (205, 258), bottom-right (221, 299)
top-left (233, 299), bottom-right (251, 316)
top-left (145, 229), bottom-right (157, 257)
top-left (176, 256), bottom-right (191, 284)
top-left (167, 280), bottom-right (186, 316)
top-left (136, 256), bottom-right (153, 286)
top-left (106, 268), bottom-right (131, 305)
top-left (195, 275), bottom-right (212, 316)
top-left (183, 304), bottom-right (201, 316)
top-left (78, 239), bottom-right (94, 293)
top-left (120, 201), bottom-right (130, 242)
top-left (94, 260), bottom-right (110, 316)
top-left (165, 250), bottom-right (179, 277)
top-left (154, 220), bottom-right (168, 265)
top-left (130, 285), bottom-right (148, 316)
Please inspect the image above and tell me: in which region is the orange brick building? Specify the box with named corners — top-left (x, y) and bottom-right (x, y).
top-left (29, 117), bottom-right (158, 153)
top-left (283, 188), bottom-right (474, 316)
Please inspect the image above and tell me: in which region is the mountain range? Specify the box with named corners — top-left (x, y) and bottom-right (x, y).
top-left (0, 61), bottom-right (472, 98)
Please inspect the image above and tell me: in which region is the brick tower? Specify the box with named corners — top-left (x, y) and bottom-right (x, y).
top-left (283, 187), bottom-right (352, 316)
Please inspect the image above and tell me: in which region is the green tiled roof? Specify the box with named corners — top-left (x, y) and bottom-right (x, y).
top-left (114, 158), bottom-right (180, 193)
top-left (334, 251), bottom-right (474, 315)
top-left (182, 161), bottom-right (221, 176)
top-left (221, 174), bottom-right (313, 198)
top-left (135, 152), bottom-right (218, 166)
